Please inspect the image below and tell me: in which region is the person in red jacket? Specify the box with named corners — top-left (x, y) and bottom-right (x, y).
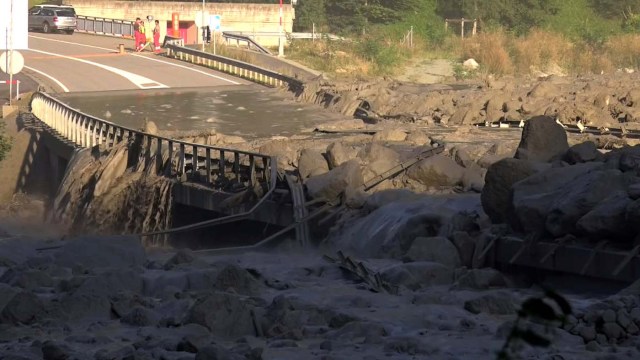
top-left (153, 20), bottom-right (161, 52)
top-left (133, 17), bottom-right (141, 51)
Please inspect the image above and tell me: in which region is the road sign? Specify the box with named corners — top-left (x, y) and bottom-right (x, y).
top-left (210, 14), bottom-right (221, 30)
top-left (0, 51), bottom-right (24, 75)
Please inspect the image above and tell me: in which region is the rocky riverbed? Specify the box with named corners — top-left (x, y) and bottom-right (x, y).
top-left (4, 68), bottom-right (640, 359)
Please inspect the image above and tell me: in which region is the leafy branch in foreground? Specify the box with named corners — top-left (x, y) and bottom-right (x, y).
top-left (498, 288), bottom-right (572, 360)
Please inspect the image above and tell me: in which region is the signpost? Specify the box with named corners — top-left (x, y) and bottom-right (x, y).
top-left (210, 14), bottom-right (221, 55)
top-left (1, 51), bottom-right (25, 105)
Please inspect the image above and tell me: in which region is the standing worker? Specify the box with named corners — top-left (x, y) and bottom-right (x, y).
top-left (153, 20), bottom-right (161, 53)
top-left (137, 19), bottom-right (147, 52)
top-left (133, 17), bottom-right (141, 51)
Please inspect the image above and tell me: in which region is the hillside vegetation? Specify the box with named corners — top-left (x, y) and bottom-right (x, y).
top-left (288, 0), bottom-right (640, 78)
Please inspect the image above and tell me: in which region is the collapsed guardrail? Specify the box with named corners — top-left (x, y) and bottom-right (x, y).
top-left (29, 92), bottom-right (278, 224)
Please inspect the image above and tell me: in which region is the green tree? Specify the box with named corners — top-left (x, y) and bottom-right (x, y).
top-left (294, 0), bottom-right (327, 31)
top-left (324, 0), bottom-right (367, 33)
top-left (436, 0), bottom-right (560, 35)
top-left (589, 0), bottom-right (640, 19)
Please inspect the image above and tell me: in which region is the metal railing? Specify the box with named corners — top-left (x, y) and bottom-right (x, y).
top-left (29, 92), bottom-right (277, 197)
top-left (164, 43), bottom-right (304, 91)
top-left (222, 31), bottom-right (272, 55)
top-left (75, 15), bottom-right (135, 38)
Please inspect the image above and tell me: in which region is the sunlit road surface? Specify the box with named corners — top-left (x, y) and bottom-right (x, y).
top-left (23, 32), bottom-right (247, 92)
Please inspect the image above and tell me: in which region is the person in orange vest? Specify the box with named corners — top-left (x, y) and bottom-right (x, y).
top-left (133, 17), bottom-right (141, 51)
top-left (153, 20), bottom-right (161, 53)
top-left (137, 20), bottom-right (147, 51)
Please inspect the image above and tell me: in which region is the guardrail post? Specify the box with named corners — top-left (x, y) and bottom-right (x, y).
top-left (166, 141), bottom-right (174, 176)
top-left (219, 150), bottom-right (225, 178)
top-left (179, 143), bottom-right (186, 177)
top-left (205, 148), bottom-right (212, 184)
top-left (156, 138), bottom-right (163, 175)
top-left (249, 155), bottom-right (256, 187)
top-left (234, 152), bottom-right (240, 183)
top-left (191, 145), bottom-right (198, 180)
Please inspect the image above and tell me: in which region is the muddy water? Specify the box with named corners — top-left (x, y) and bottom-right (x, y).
top-left (55, 85), bottom-right (344, 138)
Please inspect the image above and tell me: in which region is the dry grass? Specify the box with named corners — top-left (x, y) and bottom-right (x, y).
top-left (605, 34), bottom-right (640, 70)
top-left (460, 29), bottom-right (640, 76)
top-left (461, 31), bottom-right (513, 75)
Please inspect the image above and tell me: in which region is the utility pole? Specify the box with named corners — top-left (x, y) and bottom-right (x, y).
top-left (9, 0), bottom-right (13, 106)
top-left (278, 0), bottom-right (283, 57)
top-left (201, 0), bottom-right (205, 51)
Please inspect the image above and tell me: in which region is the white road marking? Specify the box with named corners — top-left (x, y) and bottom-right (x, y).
top-left (28, 48), bottom-right (168, 89)
top-left (29, 34), bottom-right (241, 85)
top-left (23, 65), bottom-right (70, 92)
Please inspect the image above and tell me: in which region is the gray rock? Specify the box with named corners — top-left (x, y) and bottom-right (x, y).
top-left (463, 291), bottom-right (517, 315)
top-left (163, 249), bottom-right (196, 270)
top-left (406, 154), bottom-right (464, 187)
top-left (372, 129), bottom-right (407, 142)
top-left (509, 162), bottom-right (604, 233)
top-left (617, 309), bottom-right (632, 329)
top-left (405, 236), bottom-right (461, 268)
top-left (0, 284), bottom-right (19, 313)
top-left (52, 293), bottom-right (112, 321)
top-left (54, 235), bottom-right (145, 270)
top-left (0, 291), bottom-right (44, 325)
top-left (602, 309), bottom-right (617, 323)
top-left (564, 141), bottom-right (601, 164)
top-left (585, 340), bottom-right (601, 352)
top-left (298, 148), bottom-right (329, 179)
top-left (380, 262), bottom-right (453, 290)
top-left (455, 268), bottom-right (507, 290)
top-left (461, 166), bottom-right (485, 192)
top-left (450, 231), bottom-right (476, 267)
top-left (74, 269), bottom-right (144, 298)
top-left (42, 341), bottom-right (70, 360)
top-left (121, 306), bottom-right (159, 327)
top-left (580, 325), bottom-right (597, 342)
top-left (258, 140), bottom-right (297, 170)
top-left (0, 268), bottom-right (55, 290)
top-left (602, 322), bottom-right (624, 340)
top-left (628, 183), bottom-right (640, 200)
top-left (359, 143), bottom-right (401, 181)
top-left (625, 199), bottom-right (640, 234)
top-left (185, 292), bottom-right (256, 338)
top-left (626, 321), bottom-right (639, 335)
top-left (383, 336), bottom-right (438, 355)
top-left (629, 307), bottom-right (640, 322)
top-left (515, 115), bottom-right (569, 162)
top-left (305, 159), bottom-right (364, 201)
top-left (212, 264), bottom-right (261, 296)
top-left (481, 158), bottom-right (542, 223)
top-left (576, 191), bottom-right (633, 239)
top-left (326, 141), bottom-right (357, 168)
top-left (545, 170), bottom-right (635, 237)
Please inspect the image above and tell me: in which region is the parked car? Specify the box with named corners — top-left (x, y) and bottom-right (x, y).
top-left (28, 4), bottom-right (77, 34)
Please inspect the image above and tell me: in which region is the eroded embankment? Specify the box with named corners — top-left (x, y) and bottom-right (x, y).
top-left (51, 137), bottom-right (173, 240)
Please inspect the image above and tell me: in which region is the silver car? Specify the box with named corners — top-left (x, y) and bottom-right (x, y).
top-left (28, 5), bottom-right (77, 34)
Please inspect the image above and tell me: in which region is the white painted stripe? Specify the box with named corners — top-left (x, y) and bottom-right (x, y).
top-left (28, 48), bottom-right (168, 89)
top-left (29, 34), bottom-right (241, 85)
top-left (23, 65), bottom-right (70, 92)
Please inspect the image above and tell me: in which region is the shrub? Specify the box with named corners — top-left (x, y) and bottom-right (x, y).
top-left (0, 121), bottom-right (12, 162)
top-left (461, 31), bottom-right (513, 75)
top-left (605, 34), bottom-right (640, 70)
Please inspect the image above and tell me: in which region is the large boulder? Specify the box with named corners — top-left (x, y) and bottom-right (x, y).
top-left (54, 235), bottom-right (145, 270)
top-left (514, 115), bottom-right (569, 162)
top-left (406, 154), bottom-right (464, 187)
top-left (564, 141), bottom-right (602, 164)
top-left (576, 191), bottom-right (634, 240)
top-left (404, 236), bottom-right (461, 268)
top-left (258, 140), bottom-right (297, 170)
top-left (0, 291), bottom-right (44, 325)
top-left (545, 169), bottom-right (637, 237)
top-left (481, 158), bottom-right (545, 224)
top-left (380, 262), bottom-right (454, 290)
top-left (372, 129), bottom-right (407, 142)
top-left (297, 149), bottom-right (329, 179)
top-left (358, 143), bottom-right (401, 182)
top-left (326, 142), bottom-right (358, 168)
top-left (185, 292), bottom-right (256, 338)
top-left (305, 160), bottom-right (364, 201)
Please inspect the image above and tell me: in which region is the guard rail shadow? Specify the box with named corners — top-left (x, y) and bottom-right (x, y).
top-left (163, 43), bottom-right (304, 94)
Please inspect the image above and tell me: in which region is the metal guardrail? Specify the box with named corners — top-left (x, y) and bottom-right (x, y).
top-left (222, 31), bottom-right (272, 55)
top-left (164, 43), bottom-right (304, 91)
top-left (224, 31), bottom-right (346, 42)
top-left (75, 15), bottom-right (135, 38)
top-left (29, 92), bottom-right (277, 198)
